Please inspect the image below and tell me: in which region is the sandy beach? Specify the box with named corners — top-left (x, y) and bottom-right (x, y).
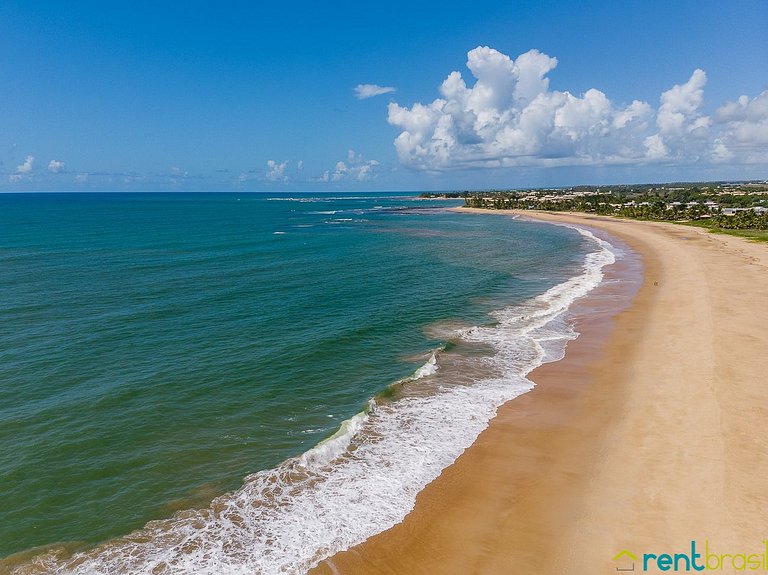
top-left (311, 210), bottom-right (768, 574)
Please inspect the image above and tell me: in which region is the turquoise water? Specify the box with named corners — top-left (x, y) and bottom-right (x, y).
top-left (0, 193), bottom-right (593, 569)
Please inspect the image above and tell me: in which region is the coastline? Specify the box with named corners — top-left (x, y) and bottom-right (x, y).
top-left (312, 210), bottom-right (768, 574)
top-left (0, 202), bottom-right (615, 575)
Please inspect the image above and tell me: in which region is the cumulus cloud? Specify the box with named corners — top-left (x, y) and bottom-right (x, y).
top-left (386, 46), bottom-right (767, 171)
top-left (711, 91), bottom-right (768, 163)
top-left (648, 69), bottom-right (711, 159)
top-left (322, 150), bottom-right (379, 182)
top-left (48, 159), bottom-right (66, 173)
top-left (16, 155), bottom-right (34, 173)
top-left (355, 84), bottom-right (397, 100)
top-left (9, 155), bottom-right (35, 182)
top-left (388, 47), bottom-right (660, 170)
top-left (656, 69), bottom-right (708, 136)
top-left (266, 160), bottom-right (289, 182)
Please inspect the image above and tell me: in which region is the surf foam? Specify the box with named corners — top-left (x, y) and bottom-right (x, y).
top-left (19, 224), bottom-right (616, 575)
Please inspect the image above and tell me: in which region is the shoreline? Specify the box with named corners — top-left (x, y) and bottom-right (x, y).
top-left (0, 206), bottom-right (617, 575)
top-left (312, 209), bottom-right (768, 574)
top-left (0, 205), bottom-right (618, 575)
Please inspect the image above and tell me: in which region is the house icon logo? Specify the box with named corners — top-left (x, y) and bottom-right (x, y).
top-left (613, 549), bottom-right (638, 571)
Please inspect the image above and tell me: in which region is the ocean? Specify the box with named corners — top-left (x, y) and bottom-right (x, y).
top-left (0, 192), bottom-right (615, 574)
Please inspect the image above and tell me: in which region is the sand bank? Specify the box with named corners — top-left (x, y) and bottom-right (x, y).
top-left (311, 210), bottom-right (768, 574)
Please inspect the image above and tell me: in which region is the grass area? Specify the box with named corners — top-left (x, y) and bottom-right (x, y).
top-left (708, 228), bottom-right (768, 242)
top-left (678, 220), bottom-right (768, 242)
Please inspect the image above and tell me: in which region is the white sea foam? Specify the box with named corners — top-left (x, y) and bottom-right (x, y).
top-left (265, 196), bottom-right (396, 202)
top-left (298, 401), bottom-right (373, 469)
top-left (412, 351), bottom-right (439, 379)
top-left (27, 225), bottom-right (616, 575)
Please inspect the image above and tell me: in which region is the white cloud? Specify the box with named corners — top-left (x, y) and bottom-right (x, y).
top-left (75, 173), bottom-right (88, 183)
top-left (643, 134), bottom-right (669, 160)
top-left (266, 160), bottom-right (289, 182)
top-left (386, 46), bottom-right (768, 171)
top-left (16, 155), bottom-right (34, 174)
top-left (325, 161), bottom-right (348, 182)
top-left (388, 47), bottom-right (659, 170)
top-left (656, 69), bottom-right (708, 136)
top-left (322, 150), bottom-right (379, 182)
top-left (711, 91), bottom-right (768, 163)
top-left (355, 84), bottom-right (397, 100)
top-left (9, 155), bottom-right (35, 182)
top-left (652, 69), bottom-right (711, 160)
top-left (714, 91), bottom-right (768, 125)
top-left (48, 159), bottom-right (66, 173)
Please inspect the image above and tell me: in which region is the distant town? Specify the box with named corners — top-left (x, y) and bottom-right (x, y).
top-left (423, 181), bottom-right (768, 241)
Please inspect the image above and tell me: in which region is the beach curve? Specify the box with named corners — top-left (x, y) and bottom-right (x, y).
top-left (311, 210), bottom-right (768, 575)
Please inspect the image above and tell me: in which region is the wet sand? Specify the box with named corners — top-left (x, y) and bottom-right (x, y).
top-left (311, 210), bottom-right (768, 574)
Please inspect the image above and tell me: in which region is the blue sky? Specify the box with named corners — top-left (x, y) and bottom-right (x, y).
top-left (1, 0), bottom-right (767, 191)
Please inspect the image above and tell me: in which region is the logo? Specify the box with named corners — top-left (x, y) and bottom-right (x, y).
top-left (612, 541), bottom-right (768, 572)
top-left (613, 549), bottom-right (638, 571)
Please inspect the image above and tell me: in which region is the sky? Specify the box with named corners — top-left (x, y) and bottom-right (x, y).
top-left (1, 0), bottom-right (767, 191)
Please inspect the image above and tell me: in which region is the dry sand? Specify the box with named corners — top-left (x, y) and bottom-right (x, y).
top-left (311, 210), bottom-right (768, 574)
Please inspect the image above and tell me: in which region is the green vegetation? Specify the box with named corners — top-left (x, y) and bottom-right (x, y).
top-left (421, 181), bottom-right (768, 240)
top-left (681, 221), bottom-right (768, 243)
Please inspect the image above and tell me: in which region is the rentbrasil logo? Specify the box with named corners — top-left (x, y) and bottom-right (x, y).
top-left (613, 541), bottom-right (768, 571)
